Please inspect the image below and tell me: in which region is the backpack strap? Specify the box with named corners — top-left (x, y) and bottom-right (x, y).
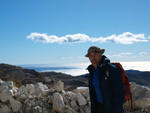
top-left (105, 63), bottom-right (112, 88)
top-left (105, 63), bottom-right (109, 77)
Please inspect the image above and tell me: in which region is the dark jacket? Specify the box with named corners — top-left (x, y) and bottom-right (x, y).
top-left (87, 55), bottom-right (124, 113)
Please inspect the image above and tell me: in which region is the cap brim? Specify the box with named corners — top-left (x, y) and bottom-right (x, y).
top-left (85, 49), bottom-right (105, 57)
top-left (100, 49), bottom-right (105, 54)
top-left (85, 53), bottom-right (89, 57)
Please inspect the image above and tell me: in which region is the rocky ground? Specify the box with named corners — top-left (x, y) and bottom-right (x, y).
top-left (0, 79), bottom-right (150, 113)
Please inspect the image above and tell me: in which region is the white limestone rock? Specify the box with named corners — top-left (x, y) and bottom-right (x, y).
top-left (34, 83), bottom-right (48, 97)
top-left (65, 91), bottom-right (77, 103)
top-left (10, 98), bottom-right (22, 112)
top-left (0, 79), bottom-right (5, 84)
top-left (3, 81), bottom-right (14, 88)
top-left (124, 82), bottom-right (150, 109)
top-left (75, 87), bottom-right (89, 94)
top-left (0, 85), bottom-right (9, 93)
top-left (26, 84), bottom-right (34, 94)
top-left (20, 94), bottom-right (27, 100)
top-left (71, 100), bottom-right (79, 111)
top-left (53, 80), bottom-right (64, 92)
top-left (0, 104), bottom-right (11, 113)
top-left (75, 87), bottom-right (89, 98)
top-left (53, 92), bottom-right (65, 113)
top-left (77, 93), bottom-right (87, 106)
top-left (0, 89), bottom-right (14, 102)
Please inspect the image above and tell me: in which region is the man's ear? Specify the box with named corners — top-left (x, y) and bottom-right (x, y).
top-left (99, 54), bottom-right (102, 57)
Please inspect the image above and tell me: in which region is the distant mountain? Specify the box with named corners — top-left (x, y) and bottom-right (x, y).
top-left (0, 63), bottom-right (150, 90)
top-left (125, 69), bottom-right (141, 74)
top-left (0, 63), bottom-right (88, 90)
top-left (126, 69), bottom-right (150, 87)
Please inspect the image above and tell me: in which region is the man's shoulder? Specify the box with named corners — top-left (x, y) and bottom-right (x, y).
top-left (87, 64), bottom-right (94, 72)
top-left (105, 63), bottom-right (117, 70)
top-left (106, 63), bottom-right (121, 75)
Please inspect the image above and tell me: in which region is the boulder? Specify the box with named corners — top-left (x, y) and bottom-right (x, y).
top-left (26, 84), bottom-right (34, 94)
top-left (131, 82), bottom-right (150, 109)
top-left (0, 104), bottom-right (11, 113)
top-left (2, 81), bottom-right (14, 88)
top-left (0, 79), bottom-right (4, 84)
top-left (77, 93), bottom-right (87, 106)
top-left (71, 100), bottom-right (79, 111)
top-left (124, 82), bottom-right (150, 110)
top-left (65, 91), bottom-right (77, 102)
top-left (20, 94), bottom-right (27, 100)
top-left (18, 86), bottom-right (27, 95)
top-left (75, 87), bottom-right (89, 98)
top-left (53, 92), bottom-right (65, 113)
top-left (53, 80), bottom-right (64, 92)
top-left (10, 98), bottom-right (22, 112)
top-left (0, 89), bottom-right (14, 102)
top-left (34, 83), bottom-right (48, 97)
top-left (75, 87), bottom-right (89, 94)
top-left (0, 85), bottom-right (9, 93)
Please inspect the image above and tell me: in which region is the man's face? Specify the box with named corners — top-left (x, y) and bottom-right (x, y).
top-left (89, 52), bottom-right (102, 66)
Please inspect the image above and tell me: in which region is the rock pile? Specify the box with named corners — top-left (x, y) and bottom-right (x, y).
top-left (0, 78), bottom-right (150, 113)
top-left (0, 79), bottom-right (90, 113)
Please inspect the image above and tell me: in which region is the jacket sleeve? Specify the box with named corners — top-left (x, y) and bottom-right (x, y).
top-left (109, 65), bottom-right (124, 113)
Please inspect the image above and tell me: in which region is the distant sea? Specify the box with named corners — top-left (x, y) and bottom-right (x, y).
top-left (19, 63), bottom-right (89, 76)
top-left (18, 61), bottom-right (150, 76)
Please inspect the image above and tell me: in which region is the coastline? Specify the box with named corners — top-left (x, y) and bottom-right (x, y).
top-left (17, 61), bottom-right (150, 76)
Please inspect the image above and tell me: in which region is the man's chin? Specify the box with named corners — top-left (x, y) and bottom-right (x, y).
top-left (92, 63), bottom-right (98, 66)
top-left (91, 62), bottom-right (98, 65)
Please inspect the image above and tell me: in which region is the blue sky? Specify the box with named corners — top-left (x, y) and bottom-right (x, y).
top-left (0, 0), bottom-right (150, 66)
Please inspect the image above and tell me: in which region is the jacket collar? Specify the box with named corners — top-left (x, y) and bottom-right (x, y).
top-left (87, 55), bottom-right (110, 73)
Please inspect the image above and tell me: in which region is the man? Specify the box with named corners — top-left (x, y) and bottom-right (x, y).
top-left (85, 46), bottom-right (124, 113)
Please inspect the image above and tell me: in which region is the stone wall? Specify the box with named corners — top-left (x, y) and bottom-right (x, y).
top-left (0, 79), bottom-right (150, 113)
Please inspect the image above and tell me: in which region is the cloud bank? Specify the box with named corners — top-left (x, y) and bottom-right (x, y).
top-left (27, 32), bottom-right (149, 44)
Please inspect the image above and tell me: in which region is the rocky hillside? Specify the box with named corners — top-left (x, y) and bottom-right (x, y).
top-left (0, 63), bottom-right (88, 90)
top-left (126, 70), bottom-right (150, 87)
top-left (1, 63), bottom-right (150, 90)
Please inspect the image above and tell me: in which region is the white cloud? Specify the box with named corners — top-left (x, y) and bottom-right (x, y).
top-left (27, 32), bottom-right (149, 44)
top-left (62, 56), bottom-right (85, 59)
top-left (77, 56), bottom-right (85, 59)
top-left (139, 52), bottom-right (148, 55)
top-left (61, 34), bottom-right (90, 43)
top-left (26, 32), bottom-right (60, 43)
top-left (27, 32), bottom-right (90, 44)
top-left (91, 32), bottom-right (148, 44)
top-left (107, 52), bottom-right (133, 58)
top-left (61, 57), bottom-right (73, 59)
